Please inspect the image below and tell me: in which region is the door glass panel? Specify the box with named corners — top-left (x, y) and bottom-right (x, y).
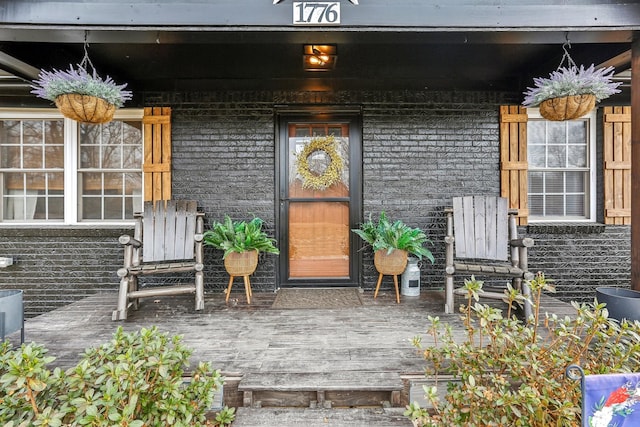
top-left (289, 201), bottom-right (350, 278)
top-left (287, 123), bottom-right (350, 280)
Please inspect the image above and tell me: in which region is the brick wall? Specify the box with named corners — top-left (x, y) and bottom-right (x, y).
top-left (0, 90), bottom-right (631, 316)
top-left (0, 227), bottom-right (128, 317)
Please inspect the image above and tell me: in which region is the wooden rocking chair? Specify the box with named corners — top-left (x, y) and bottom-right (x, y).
top-left (444, 196), bottom-right (534, 318)
top-left (112, 200), bottom-right (205, 320)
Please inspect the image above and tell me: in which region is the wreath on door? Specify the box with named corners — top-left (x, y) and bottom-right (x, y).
top-left (296, 135), bottom-right (344, 191)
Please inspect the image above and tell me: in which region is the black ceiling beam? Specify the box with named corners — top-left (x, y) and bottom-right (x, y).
top-left (1, 0), bottom-right (639, 28)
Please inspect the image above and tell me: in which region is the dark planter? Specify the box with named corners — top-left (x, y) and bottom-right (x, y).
top-left (595, 287), bottom-right (640, 322)
top-left (0, 289), bottom-right (24, 342)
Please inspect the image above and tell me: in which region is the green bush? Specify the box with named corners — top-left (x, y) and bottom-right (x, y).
top-left (0, 326), bottom-right (230, 426)
top-left (407, 274), bottom-right (640, 427)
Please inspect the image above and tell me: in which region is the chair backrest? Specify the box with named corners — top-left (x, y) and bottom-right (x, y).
top-left (452, 196), bottom-right (509, 261)
top-left (142, 200), bottom-right (198, 262)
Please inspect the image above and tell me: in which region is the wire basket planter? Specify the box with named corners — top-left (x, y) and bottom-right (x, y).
top-left (224, 250), bottom-right (259, 276)
top-left (522, 40), bottom-right (621, 121)
top-left (374, 249), bottom-right (408, 275)
top-left (55, 93), bottom-right (117, 124)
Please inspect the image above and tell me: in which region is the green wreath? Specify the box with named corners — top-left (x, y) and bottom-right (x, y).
top-left (296, 135), bottom-right (344, 191)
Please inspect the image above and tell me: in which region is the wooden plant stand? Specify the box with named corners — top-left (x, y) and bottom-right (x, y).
top-left (224, 250), bottom-right (259, 304)
top-left (373, 249), bottom-right (408, 304)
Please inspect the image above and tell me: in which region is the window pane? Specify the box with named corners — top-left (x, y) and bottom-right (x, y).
top-left (124, 172), bottom-right (142, 195)
top-left (123, 146), bottom-right (142, 169)
top-left (78, 119), bottom-right (143, 221)
top-left (80, 145), bottom-right (100, 168)
top-left (0, 119), bottom-right (65, 222)
top-left (45, 121), bottom-right (64, 145)
top-left (79, 124), bottom-right (101, 145)
top-left (1, 146), bottom-right (21, 168)
top-left (47, 197), bottom-right (64, 219)
top-left (529, 194), bottom-right (543, 216)
top-left (548, 122), bottom-right (565, 144)
top-left (23, 146), bottom-right (42, 168)
top-left (528, 146), bottom-right (546, 167)
top-left (527, 115), bottom-right (591, 221)
top-left (567, 146), bottom-right (587, 168)
top-left (123, 121), bottom-right (142, 144)
top-left (25, 172), bottom-right (45, 192)
top-left (0, 120), bottom-right (20, 144)
top-left (528, 171), bottom-right (543, 194)
top-left (82, 197), bottom-right (102, 220)
top-left (546, 195), bottom-right (564, 215)
top-left (527, 121), bottom-right (546, 145)
top-left (45, 146), bottom-right (64, 168)
top-left (4, 172), bottom-right (23, 191)
top-left (101, 146), bottom-right (122, 169)
top-left (295, 128), bottom-right (310, 137)
top-left (104, 197), bottom-right (123, 219)
top-left (22, 121), bottom-right (43, 145)
top-left (567, 121), bottom-right (587, 143)
top-left (82, 172), bottom-right (102, 195)
top-left (566, 194), bottom-right (585, 216)
top-left (545, 171), bottom-right (564, 193)
top-left (103, 173), bottom-right (123, 194)
top-left (566, 172), bottom-right (585, 193)
top-left (547, 145), bottom-right (566, 168)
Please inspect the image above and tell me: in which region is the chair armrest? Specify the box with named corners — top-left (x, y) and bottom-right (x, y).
top-left (119, 234), bottom-right (142, 248)
top-left (510, 237), bottom-right (534, 248)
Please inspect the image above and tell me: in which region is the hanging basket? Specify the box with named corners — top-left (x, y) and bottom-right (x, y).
top-left (55, 94), bottom-right (116, 124)
top-left (224, 250), bottom-right (259, 276)
top-left (538, 94), bottom-right (596, 121)
top-left (374, 249), bottom-right (408, 275)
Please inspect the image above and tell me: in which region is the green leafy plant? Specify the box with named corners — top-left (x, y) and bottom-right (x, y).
top-left (214, 406), bottom-right (236, 426)
top-left (0, 326), bottom-right (224, 426)
top-left (352, 211), bottom-right (434, 263)
top-left (203, 215), bottom-right (279, 259)
top-left (407, 273), bottom-right (640, 427)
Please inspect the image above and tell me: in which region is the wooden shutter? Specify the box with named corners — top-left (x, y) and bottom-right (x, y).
top-left (499, 105), bottom-right (529, 225)
top-left (143, 107), bottom-right (172, 202)
top-left (603, 106), bottom-right (631, 224)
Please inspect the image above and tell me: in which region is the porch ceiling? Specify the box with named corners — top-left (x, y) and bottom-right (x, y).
top-left (0, 29), bottom-right (633, 106)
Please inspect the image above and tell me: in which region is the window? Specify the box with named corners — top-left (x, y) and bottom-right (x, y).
top-left (0, 109), bottom-right (144, 223)
top-left (527, 109), bottom-right (596, 221)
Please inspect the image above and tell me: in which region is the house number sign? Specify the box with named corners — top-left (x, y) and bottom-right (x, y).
top-left (292, 2), bottom-right (341, 25)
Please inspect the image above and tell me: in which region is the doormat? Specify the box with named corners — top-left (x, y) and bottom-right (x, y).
top-left (272, 288), bottom-right (363, 309)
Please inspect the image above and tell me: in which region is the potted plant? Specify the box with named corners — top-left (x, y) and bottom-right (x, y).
top-left (31, 63), bottom-right (133, 124)
top-left (352, 212), bottom-right (434, 302)
top-left (203, 215), bottom-right (279, 303)
top-left (522, 63), bottom-right (621, 121)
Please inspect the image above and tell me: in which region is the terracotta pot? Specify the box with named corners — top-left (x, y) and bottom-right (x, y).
top-left (55, 94), bottom-right (116, 124)
top-left (374, 249), bottom-right (408, 275)
top-left (224, 250), bottom-right (259, 276)
top-left (538, 94), bottom-right (595, 121)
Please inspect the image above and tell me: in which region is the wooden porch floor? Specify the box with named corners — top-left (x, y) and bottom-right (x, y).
top-left (8, 288), bottom-right (576, 426)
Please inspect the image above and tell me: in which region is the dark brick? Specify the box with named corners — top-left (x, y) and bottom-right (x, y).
top-left (0, 89), bottom-right (630, 316)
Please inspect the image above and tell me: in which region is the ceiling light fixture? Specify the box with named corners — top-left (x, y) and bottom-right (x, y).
top-left (303, 44), bottom-right (337, 71)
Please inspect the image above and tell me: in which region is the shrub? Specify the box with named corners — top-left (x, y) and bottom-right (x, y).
top-left (407, 274), bottom-right (640, 427)
top-left (0, 326), bottom-right (228, 426)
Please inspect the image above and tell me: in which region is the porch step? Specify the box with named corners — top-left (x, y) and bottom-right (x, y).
top-left (238, 372), bottom-right (404, 408)
top-left (231, 407), bottom-right (412, 427)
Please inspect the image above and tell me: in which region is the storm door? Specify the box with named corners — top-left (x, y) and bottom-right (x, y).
top-left (277, 114), bottom-right (361, 287)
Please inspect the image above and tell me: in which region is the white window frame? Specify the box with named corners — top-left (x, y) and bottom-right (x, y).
top-left (0, 108), bottom-right (144, 226)
top-left (526, 108), bottom-right (597, 223)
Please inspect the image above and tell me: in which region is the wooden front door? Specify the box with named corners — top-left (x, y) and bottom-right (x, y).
top-left (277, 113), bottom-right (361, 287)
